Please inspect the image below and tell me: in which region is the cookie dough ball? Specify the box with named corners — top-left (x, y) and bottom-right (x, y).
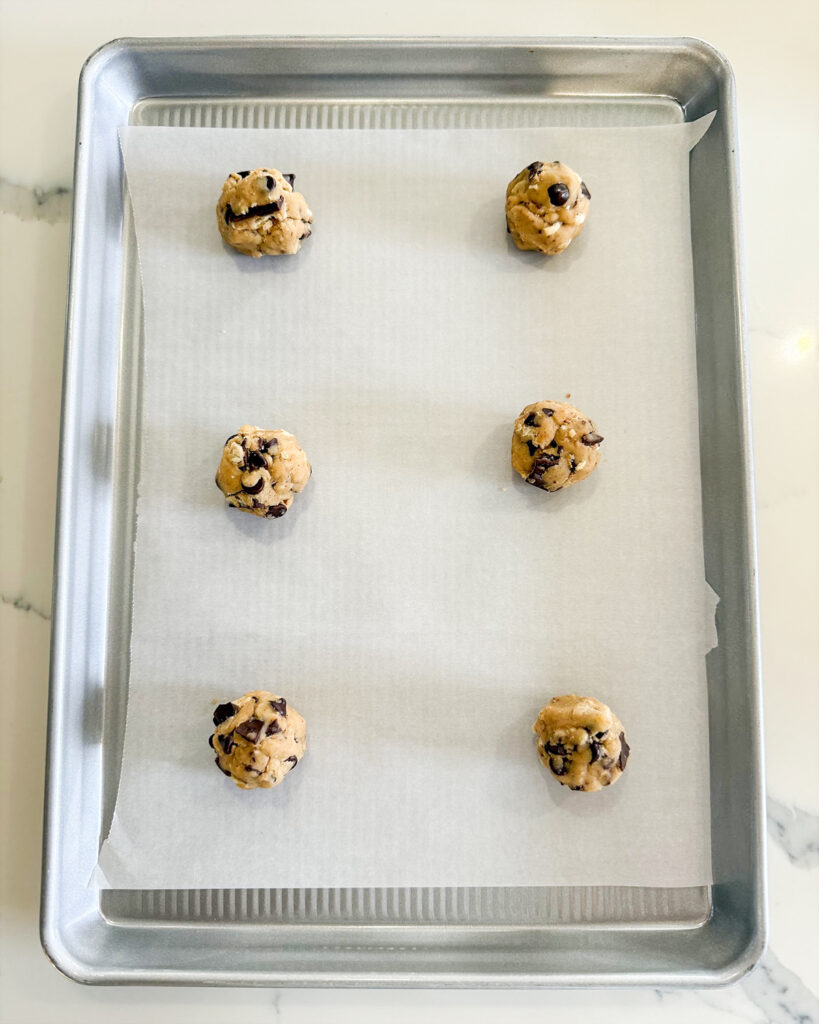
top-left (511, 400), bottom-right (603, 492)
top-left (506, 161), bottom-right (590, 254)
top-left (210, 690), bottom-right (306, 790)
top-left (533, 695), bottom-right (630, 792)
top-left (215, 425), bottom-right (311, 519)
top-left (217, 168), bottom-right (313, 257)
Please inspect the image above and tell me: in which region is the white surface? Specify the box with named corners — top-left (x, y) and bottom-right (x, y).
top-left (99, 119), bottom-right (714, 891)
top-left (0, 0), bottom-right (816, 1021)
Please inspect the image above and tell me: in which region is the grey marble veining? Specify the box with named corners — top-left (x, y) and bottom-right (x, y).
top-left (1, 592), bottom-right (51, 621)
top-left (768, 796), bottom-right (819, 868)
top-left (0, 176), bottom-right (71, 224)
top-left (741, 949), bottom-right (819, 1024)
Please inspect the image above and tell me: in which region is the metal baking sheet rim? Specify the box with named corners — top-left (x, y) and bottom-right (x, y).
top-left (41, 36), bottom-right (766, 987)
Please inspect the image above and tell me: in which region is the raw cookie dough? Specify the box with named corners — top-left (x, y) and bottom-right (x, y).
top-left (533, 695), bottom-right (630, 792)
top-left (511, 400), bottom-right (603, 492)
top-left (216, 168), bottom-right (313, 256)
top-left (215, 425), bottom-right (311, 519)
top-left (210, 690), bottom-right (307, 790)
top-left (505, 161), bottom-right (590, 254)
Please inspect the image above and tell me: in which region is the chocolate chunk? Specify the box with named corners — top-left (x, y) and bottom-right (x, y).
top-left (265, 175), bottom-right (274, 190)
top-left (213, 702), bottom-right (237, 726)
top-left (524, 412), bottom-right (539, 427)
top-left (260, 437), bottom-right (278, 451)
top-left (215, 757), bottom-right (233, 777)
top-left (589, 741), bottom-right (605, 764)
top-left (526, 440), bottom-right (539, 456)
top-left (284, 755), bottom-right (299, 770)
top-left (531, 453), bottom-right (560, 472)
top-left (264, 720), bottom-right (282, 737)
top-left (545, 741), bottom-right (567, 756)
top-left (208, 734), bottom-right (214, 748)
top-left (549, 757), bottom-right (569, 777)
top-left (242, 476), bottom-right (265, 495)
top-left (581, 432), bottom-right (604, 446)
top-left (527, 160), bottom-right (544, 177)
top-left (269, 698), bottom-right (287, 716)
top-left (283, 173), bottom-right (295, 187)
top-left (581, 181), bottom-right (591, 199)
top-left (246, 450), bottom-right (266, 470)
top-left (618, 732), bottom-right (630, 771)
top-left (568, 456), bottom-right (577, 475)
top-left (238, 170), bottom-right (251, 178)
top-left (217, 732), bottom-right (234, 754)
top-left (225, 198), bottom-right (283, 222)
top-left (265, 504), bottom-right (288, 518)
top-left (235, 717), bottom-right (264, 743)
top-left (595, 730), bottom-right (608, 739)
top-left (547, 182), bottom-right (570, 206)
top-left (541, 408), bottom-right (554, 417)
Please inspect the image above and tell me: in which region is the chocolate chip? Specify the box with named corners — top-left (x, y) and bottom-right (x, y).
top-left (570, 785), bottom-right (584, 791)
top-left (284, 755), bottom-right (299, 770)
top-left (269, 698), bottom-right (287, 716)
top-left (589, 741), bottom-right (605, 764)
top-left (208, 734), bottom-right (214, 748)
top-left (581, 432), bottom-right (604, 446)
top-left (545, 741), bottom-right (567, 756)
top-left (547, 182), bottom-right (570, 206)
top-left (618, 732), bottom-right (630, 771)
top-left (265, 175), bottom-right (274, 190)
top-left (238, 170), bottom-right (251, 178)
top-left (526, 160), bottom-right (544, 177)
top-left (225, 199), bottom-right (283, 222)
top-left (242, 476), bottom-right (265, 495)
top-left (235, 717), bottom-right (264, 743)
top-left (568, 456), bottom-right (577, 475)
top-left (264, 720), bottom-right (282, 737)
top-left (265, 504), bottom-right (288, 518)
top-left (581, 181), bottom-right (591, 199)
top-left (213, 702), bottom-right (237, 726)
top-left (595, 731), bottom-right (607, 739)
top-left (260, 437), bottom-right (278, 451)
top-left (215, 757), bottom-right (233, 777)
top-left (541, 408), bottom-right (554, 417)
top-left (244, 764), bottom-right (261, 774)
top-left (526, 440), bottom-right (539, 456)
top-left (217, 732), bottom-right (234, 754)
top-left (550, 757), bottom-right (569, 777)
top-left (283, 173), bottom-right (295, 187)
top-left (524, 412), bottom-right (539, 427)
top-left (246, 450), bottom-right (266, 470)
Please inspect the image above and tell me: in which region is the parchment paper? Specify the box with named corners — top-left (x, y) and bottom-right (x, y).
top-left (97, 117), bottom-right (717, 890)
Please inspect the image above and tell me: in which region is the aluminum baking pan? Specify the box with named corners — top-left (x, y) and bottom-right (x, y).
top-left (41, 36), bottom-right (764, 987)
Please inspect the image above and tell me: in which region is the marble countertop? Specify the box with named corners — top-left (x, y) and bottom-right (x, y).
top-left (1, 2), bottom-right (816, 1021)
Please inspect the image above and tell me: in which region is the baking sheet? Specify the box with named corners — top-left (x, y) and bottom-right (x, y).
top-left (97, 116), bottom-right (716, 890)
